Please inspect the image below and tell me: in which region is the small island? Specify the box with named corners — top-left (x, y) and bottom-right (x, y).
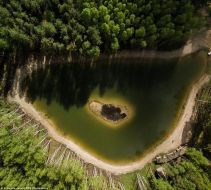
top-left (89, 100), bottom-right (129, 126)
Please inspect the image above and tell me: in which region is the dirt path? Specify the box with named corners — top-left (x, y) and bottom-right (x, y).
top-left (9, 74), bottom-right (210, 175)
top-left (110, 29), bottom-right (211, 60)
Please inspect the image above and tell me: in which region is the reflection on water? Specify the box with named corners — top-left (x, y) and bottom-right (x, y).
top-left (20, 57), bottom-right (177, 109)
top-left (19, 52), bottom-right (206, 162)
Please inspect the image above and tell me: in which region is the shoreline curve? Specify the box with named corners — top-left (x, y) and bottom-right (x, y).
top-left (9, 74), bottom-right (210, 175)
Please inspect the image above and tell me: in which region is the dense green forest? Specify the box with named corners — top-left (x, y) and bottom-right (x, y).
top-left (0, 0), bottom-right (208, 57)
top-left (148, 148), bottom-right (211, 190)
top-left (0, 99), bottom-right (118, 190)
top-left (0, 0), bottom-right (211, 189)
top-left (119, 148), bottom-right (211, 190)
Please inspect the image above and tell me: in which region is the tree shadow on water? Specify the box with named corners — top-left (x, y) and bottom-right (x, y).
top-left (0, 52), bottom-right (29, 97)
top-left (19, 56), bottom-right (178, 110)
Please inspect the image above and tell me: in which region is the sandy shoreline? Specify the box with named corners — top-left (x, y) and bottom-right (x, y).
top-left (100, 29), bottom-right (210, 60)
top-left (9, 74), bottom-right (210, 175)
top-left (7, 28), bottom-right (211, 174)
top-left (16, 29), bottom-right (210, 66)
top-left (111, 41), bottom-right (202, 60)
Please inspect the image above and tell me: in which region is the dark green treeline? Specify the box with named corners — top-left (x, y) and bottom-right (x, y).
top-left (0, 0), bottom-right (208, 57)
top-left (0, 99), bottom-right (117, 190)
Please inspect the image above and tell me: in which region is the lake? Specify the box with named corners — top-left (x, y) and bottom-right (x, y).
top-left (20, 51), bottom-right (206, 162)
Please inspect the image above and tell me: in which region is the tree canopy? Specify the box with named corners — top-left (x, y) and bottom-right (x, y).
top-left (149, 148), bottom-right (211, 190)
top-left (0, 99), bottom-right (116, 190)
top-left (0, 0), bottom-right (207, 57)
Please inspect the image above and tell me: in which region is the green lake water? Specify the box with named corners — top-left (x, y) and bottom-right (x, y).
top-left (21, 51), bottom-right (206, 162)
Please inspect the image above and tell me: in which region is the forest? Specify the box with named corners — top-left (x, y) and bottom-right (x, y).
top-left (0, 0), bottom-right (211, 189)
top-left (0, 0), bottom-right (208, 57)
top-left (0, 99), bottom-right (118, 190)
top-left (148, 148), bottom-right (211, 190)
